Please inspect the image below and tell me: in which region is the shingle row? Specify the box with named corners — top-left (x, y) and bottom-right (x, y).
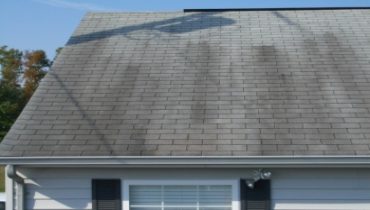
top-left (1, 9), bottom-right (370, 156)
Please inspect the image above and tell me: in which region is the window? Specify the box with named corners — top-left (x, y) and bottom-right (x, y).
top-left (92, 179), bottom-right (270, 210)
top-left (123, 180), bottom-right (239, 210)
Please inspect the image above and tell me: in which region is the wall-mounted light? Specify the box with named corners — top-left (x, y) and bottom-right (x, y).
top-left (259, 170), bottom-right (271, 180)
top-left (245, 169), bottom-right (272, 189)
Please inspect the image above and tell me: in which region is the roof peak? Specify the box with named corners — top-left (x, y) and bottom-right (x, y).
top-left (184, 7), bottom-right (370, 12)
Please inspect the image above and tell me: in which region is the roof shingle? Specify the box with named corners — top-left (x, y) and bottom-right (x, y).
top-left (1, 9), bottom-right (370, 156)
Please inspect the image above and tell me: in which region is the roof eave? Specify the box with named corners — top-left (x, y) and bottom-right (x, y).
top-left (0, 156), bottom-right (369, 168)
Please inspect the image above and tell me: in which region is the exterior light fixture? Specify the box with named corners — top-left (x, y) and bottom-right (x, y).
top-left (259, 170), bottom-right (271, 180)
top-left (245, 169), bottom-right (272, 189)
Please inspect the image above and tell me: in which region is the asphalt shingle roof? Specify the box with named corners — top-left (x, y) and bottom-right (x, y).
top-left (1, 9), bottom-right (370, 156)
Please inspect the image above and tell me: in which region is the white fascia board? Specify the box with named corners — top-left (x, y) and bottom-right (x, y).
top-left (0, 156), bottom-right (370, 168)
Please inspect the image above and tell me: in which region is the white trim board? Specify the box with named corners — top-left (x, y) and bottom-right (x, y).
top-left (1, 156), bottom-right (370, 168)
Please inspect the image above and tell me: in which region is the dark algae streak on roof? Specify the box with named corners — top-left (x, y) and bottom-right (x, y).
top-left (1, 9), bottom-right (370, 157)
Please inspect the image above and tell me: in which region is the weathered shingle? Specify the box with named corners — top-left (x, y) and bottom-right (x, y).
top-left (1, 9), bottom-right (370, 156)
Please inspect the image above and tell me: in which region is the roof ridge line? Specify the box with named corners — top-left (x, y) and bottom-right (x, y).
top-left (184, 7), bottom-right (370, 12)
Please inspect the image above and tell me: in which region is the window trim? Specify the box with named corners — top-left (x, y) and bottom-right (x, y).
top-left (123, 180), bottom-right (239, 210)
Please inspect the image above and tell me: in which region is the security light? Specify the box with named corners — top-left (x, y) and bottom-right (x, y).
top-left (246, 180), bottom-right (255, 189)
top-left (245, 169), bottom-right (272, 189)
top-left (259, 170), bottom-right (271, 180)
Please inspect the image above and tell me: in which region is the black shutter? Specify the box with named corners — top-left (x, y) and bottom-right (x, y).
top-left (92, 179), bottom-right (121, 210)
top-left (240, 179), bottom-right (271, 210)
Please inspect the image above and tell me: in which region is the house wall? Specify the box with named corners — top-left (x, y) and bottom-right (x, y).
top-left (8, 167), bottom-right (370, 210)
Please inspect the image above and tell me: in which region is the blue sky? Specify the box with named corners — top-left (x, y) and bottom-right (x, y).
top-left (1, 0), bottom-right (370, 60)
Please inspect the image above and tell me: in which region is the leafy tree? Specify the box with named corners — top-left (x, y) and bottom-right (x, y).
top-left (22, 50), bottom-right (50, 101)
top-left (0, 80), bottom-right (24, 141)
top-left (54, 47), bottom-right (63, 61)
top-left (0, 46), bottom-right (23, 84)
top-left (0, 46), bottom-right (24, 141)
top-left (0, 46), bottom-right (52, 141)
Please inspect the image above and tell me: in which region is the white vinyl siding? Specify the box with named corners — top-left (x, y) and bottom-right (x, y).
top-left (129, 185), bottom-right (232, 210)
top-left (9, 168), bottom-right (370, 210)
top-left (25, 179), bottom-right (91, 210)
top-left (271, 169), bottom-right (370, 210)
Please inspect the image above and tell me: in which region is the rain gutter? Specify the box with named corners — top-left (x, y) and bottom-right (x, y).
top-left (0, 156), bottom-right (369, 168)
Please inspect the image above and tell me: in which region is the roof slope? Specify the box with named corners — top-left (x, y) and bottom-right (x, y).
top-left (1, 9), bottom-right (370, 156)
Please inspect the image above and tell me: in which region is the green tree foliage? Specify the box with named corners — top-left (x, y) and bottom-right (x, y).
top-left (0, 46), bottom-right (23, 84)
top-left (54, 47), bottom-right (63, 61)
top-left (0, 46), bottom-right (24, 141)
top-left (22, 50), bottom-right (50, 101)
top-left (0, 80), bottom-right (24, 140)
top-left (0, 46), bottom-right (54, 141)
